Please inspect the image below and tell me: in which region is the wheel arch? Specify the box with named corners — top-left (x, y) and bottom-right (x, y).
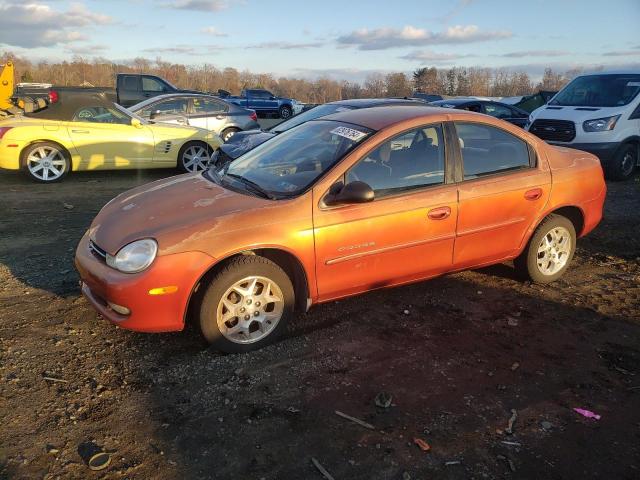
top-left (20, 139), bottom-right (72, 170)
top-left (184, 246), bottom-right (311, 328)
top-left (519, 204), bottom-right (585, 253)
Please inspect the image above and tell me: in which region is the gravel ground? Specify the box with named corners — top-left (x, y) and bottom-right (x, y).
top-left (0, 168), bottom-right (639, 480)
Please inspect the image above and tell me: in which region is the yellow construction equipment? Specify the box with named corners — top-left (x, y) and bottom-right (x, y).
top-left (0, 61), bottom-right (16, 112)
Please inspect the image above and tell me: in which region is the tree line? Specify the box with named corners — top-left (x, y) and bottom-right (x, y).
top-left (2, 51), bottom-right (586, 103)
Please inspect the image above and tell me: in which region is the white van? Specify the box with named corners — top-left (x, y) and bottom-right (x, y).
top-left (527, 71), bottom-right (640, 180)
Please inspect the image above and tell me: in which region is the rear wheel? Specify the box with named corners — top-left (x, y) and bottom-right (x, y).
top-left (514, 214), bottom-right (576, 284)
top-left (198, 255), bottom-right (294, 353)
top-left (279, 105), bottom-right (292, 119)
top-left (221, 127), bottom-right (240, 143)
top-left (178, 141), bottom-right (212, 173)
top-left (22, 142), bottom-right (70, 183)
top-left (605, 143), bottom-right (637, 181)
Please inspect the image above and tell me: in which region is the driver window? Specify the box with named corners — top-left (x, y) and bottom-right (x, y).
top-left (72, 106), bottom-right (130, 125)
top-left (141, 98), bottom-right (188, 117)
top-left (346, 124), bottom-right (445, 198)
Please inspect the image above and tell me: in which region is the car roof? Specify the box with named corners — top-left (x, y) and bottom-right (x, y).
top-left (318, 105), bottom-right (454, 131)
top-left (25, 92), bottom-right (118, 121)
top-left (431, 98), bottom-right (479, 106)
top-left (328, 98), bottom-right (426, 108)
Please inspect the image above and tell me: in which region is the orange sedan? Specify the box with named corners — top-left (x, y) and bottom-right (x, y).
top-left (75, 106), bottom-right (606, 352)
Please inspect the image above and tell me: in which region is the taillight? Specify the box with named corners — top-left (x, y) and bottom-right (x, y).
top-left (249, 110), bottom-right (257, 122)
top-left (0, 127), bottom-right (13, 139)
top-left (48, 90), bottom-right (59, 104)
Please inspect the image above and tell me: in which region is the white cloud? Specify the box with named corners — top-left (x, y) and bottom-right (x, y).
top-left (201, 26), bottom-right (227, 37)
top-left (246, 41), bottom-right (324, 50)
top-left (65, 44), bottom-right (109, 56)
top-left (164, 0), bottom-right (238, 11)
top-left (337, 24), bottom-right (511, 50)
top-left (602, 50), bottom-right (640, 57)
top-left (0, 2), bottom-right (112, 48)
top-left (400, 49), bottom-right (476, 64)
top-left (499, 50), bottom-right (571, 58)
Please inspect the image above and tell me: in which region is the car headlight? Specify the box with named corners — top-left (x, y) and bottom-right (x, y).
top-left (583, 115), bottom-right (621, 132)
top-left (106, 239), bottom-right (158, 273)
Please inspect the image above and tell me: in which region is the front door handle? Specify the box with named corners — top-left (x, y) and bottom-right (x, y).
top-left (524, 188), bottom-right (543, 201)
top-left (71, 129), bottom-right (89, 134)
top-left (428, 206), bottom-right (451, 220)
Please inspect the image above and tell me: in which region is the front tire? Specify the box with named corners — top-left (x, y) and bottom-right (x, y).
top-left (605, 143), bottom-right (637, 181)
top-left (221, 127), bottom-right (240, 143)
top-left (22, 141), bottom-right (70, 183)
top-left (178, 141), bottom-right (212, 173)
top-left (199, 255), bottom-right (294, 353)
top-left (514, 214), bottom-right (576, 284)
top-left (279, 105), bottom-right (292, 119)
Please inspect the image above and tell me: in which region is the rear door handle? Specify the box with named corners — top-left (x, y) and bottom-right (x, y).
top-left (524, 188), bottom-right (543, 201)
top-left (71, 129), bottom-right (89, 134)
top-left (428, 206), bottom-right (451, 220)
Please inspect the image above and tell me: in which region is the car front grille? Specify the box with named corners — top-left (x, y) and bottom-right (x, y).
top-left (529, 119), bottom-right (576, 142)
top-left (89, 239), bottom-right (107, 263)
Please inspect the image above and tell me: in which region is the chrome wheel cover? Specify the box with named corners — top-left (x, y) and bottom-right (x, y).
top-left (281, 108), bottom-right (291, 119)
top-left (216, 276), bottom-right (284, 344)
top-left (223, 130), bottom-right (236, 142)
top-left (536, 226), bottom-right (572, 276)
top-left (621, 151), bottom-right (635, 176)
top-left (181, 145), bottom-right (210, 172)
top-left (27, 146), bottom-right (66, 181)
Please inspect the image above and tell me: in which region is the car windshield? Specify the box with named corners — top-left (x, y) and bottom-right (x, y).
top-left (211, 120), bottom-right (373, 198)
top-left (270, 104), bottom-right (355, 133)
top-left (549, 74), bottom-right (640, 107)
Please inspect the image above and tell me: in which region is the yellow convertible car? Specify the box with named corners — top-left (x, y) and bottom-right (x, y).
top-left (0, 93), bottom-right (222, 182)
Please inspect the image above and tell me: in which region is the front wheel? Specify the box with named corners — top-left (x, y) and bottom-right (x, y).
top-left (221, 127), bottom-right (239, 143)
top-left (279, 105), bottom-right (292, 119)
top-left (198, 255), bottom-right (295, 353)
top-left (515, 214), bottom-right (576, 284)
top-left (22, 142), bottom-right (70, 182)
top-left (605, 143), bottom-right (637, 181)
top-left (178, 142), bottom-right (213, 173)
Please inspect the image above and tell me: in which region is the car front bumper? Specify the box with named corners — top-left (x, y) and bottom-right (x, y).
top-left (549, 141), bottom-right (620, 163)
top-left (75, 232), bottom-right (215, 332)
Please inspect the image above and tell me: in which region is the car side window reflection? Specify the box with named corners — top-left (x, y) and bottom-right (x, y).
top-left (141, 98), bottom-right (188, 118)
top-left (72, 106), bottom-right (130, 125)
top-left (346, 124), bottom-right (445, 198)
top-left (455, 122), bottom-right (531, 180)
top-left (192, 98), bottom-right (227, 114)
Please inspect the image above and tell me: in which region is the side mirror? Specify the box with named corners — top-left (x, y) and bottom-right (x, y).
top-left (149, 110), bottom-right (160, 120)
top-left (324, 181), bottom-right (374, 206)
top-left (131, 118), bottom-right (143, 128)
top-left (269, 96), bottom-right (276, 100)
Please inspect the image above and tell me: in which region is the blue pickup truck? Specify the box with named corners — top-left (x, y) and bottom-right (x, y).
top-left (224, 89), bottom-right (299, 119)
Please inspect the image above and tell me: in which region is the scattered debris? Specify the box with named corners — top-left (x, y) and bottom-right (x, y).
top-left (63, 203), bottom-right (74, 210)
top-left (507, 317), bottom-right (519, 327)
top-left (445, 461), bottom-right (461, 466)
top-left (287, 406), bottom-right (301, 413)
top-left (46, 444), bottom-right (59, 455)
top-left (501, 441), bottom-right (521, 446)
top-left (374, 392), bottom-right (393, 409)
top-left (541, 421), bottom-right (553, 430)
top-left (88, 452), bottom-right (111, 471)
top-left (511, 362), bottom-right (520, 371)
top-left (334, 410), bottom-right (375, 430)
top-left (497, 455), bottom-right (517, 472)
top-left (628, 385), bottom-right (640, 391)
top-left (403, 309), bottom-right (410, 315)
top-left (505, 409), bottom-right (518, 435)
top-left (413, 438), bottom-right (431, 452)
top-left (574, 408), bottom-right (601, 420)
top-left (311, 457), bottom-right (335, 480)
top-left (402, 472), bottom-right (412, 480)
top-left (43, 376), bottom-right (68, 383)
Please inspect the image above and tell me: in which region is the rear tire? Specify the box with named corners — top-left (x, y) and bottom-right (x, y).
top-left (514, 214), bottom-right (576, 284)
top-left (198, 255), bottom-right (294, 353)
top-left (605, 143), bottom-right (637, 181)
top-left (279, 105), bottom-right (293, 119)
top-left (178, 141), bottom-right (212, 173)
top-left (21, 141), bottom-right (70, 183)
top-left (221, 127), bottom-right (240, 143)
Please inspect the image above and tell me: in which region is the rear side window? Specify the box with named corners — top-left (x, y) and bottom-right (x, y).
top-left (122, 76), bottom-right (139, 91)
top-left (140, 98), bottom-right (188, 118)
top-left (142, 77), bottom-right (165, 92)
top-left (455, 122), bottom-right (531, 180)
top-left (192, 97), bottom-right (228, 114)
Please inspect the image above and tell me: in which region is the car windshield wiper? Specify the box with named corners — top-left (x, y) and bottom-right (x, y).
top-left (224, 173), bottom-right (276, 200)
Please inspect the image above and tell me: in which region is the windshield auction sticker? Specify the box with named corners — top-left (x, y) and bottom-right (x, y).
top-left (330, 126), bottom-right (367, 142)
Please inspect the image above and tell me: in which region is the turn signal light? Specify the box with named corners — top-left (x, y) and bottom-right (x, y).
top-left (148, 286), bottom-right (178, 295)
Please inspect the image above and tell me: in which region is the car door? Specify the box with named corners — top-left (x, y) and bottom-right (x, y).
top-left (66, 105), bottom-right (154, 169)
top-left (190, 96), bottom-right (229, 133)
top-left (452, 121), bottom-right (551, 269)
top-left (312, 123), bottom-right (458, 301)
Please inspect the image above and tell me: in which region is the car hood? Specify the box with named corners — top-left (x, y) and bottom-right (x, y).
top-left (90, 173), bottom-right (269, 255)
top-left (219, 130), bottom-right (276, 159)
top-left (530, 105), bottom-right (628, 123)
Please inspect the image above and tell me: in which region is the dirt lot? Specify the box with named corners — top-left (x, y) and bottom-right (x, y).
top-left (1, 168), bottom-right (639, 480)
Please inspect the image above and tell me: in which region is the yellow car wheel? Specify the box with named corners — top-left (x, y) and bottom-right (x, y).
top-left (22, 141), bottom-right (70, 183)
top-left (178, 141), bottom-right (213, 173)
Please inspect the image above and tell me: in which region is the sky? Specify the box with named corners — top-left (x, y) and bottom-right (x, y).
top-left (1, 0), bottom-right (639, 82)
